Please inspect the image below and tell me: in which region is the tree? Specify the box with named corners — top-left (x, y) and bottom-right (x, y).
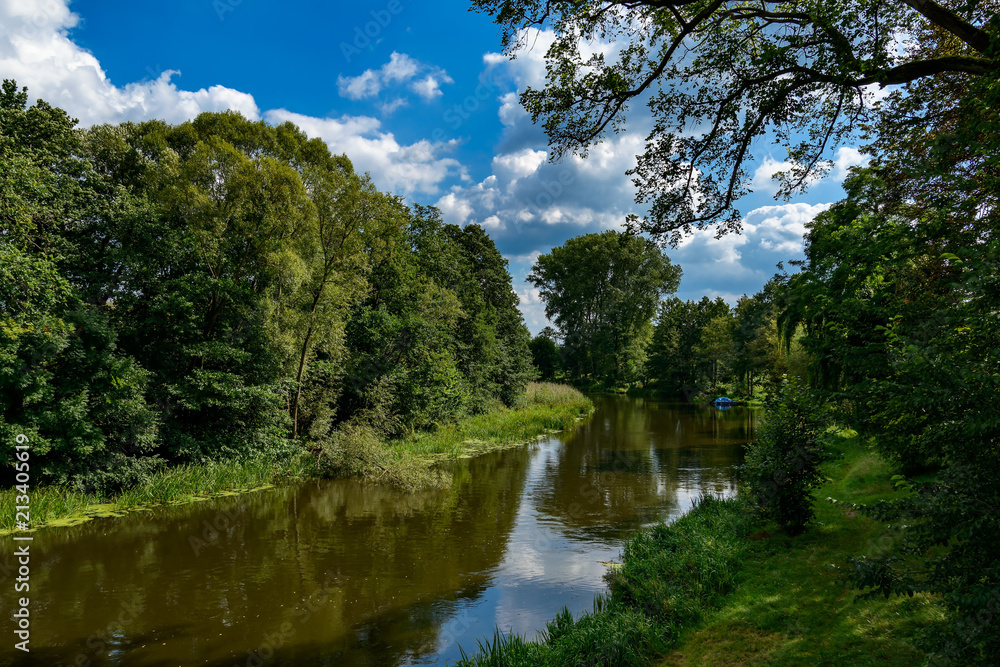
top-left (528, 230), bottom-right (681, 385)
top-left (529, 335), bottom-right (562, 380)
top-left (645, 296), bottom-right (728, 396)
top-left (470, 0), bottom-right (998, 242)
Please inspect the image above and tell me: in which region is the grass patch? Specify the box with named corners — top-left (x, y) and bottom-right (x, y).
top-left (394, 382), bottom-right (593, 461)
top-left (0, 454), bottom-right (314, 534)
top-left (660, 434), bottom-right (943, 666)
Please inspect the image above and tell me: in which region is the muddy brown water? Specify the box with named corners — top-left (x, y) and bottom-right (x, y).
top-left (0, 395), bottom-right (755, 666)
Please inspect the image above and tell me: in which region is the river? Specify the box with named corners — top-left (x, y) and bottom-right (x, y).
top-left (0, 394), bottom-right (755, 666)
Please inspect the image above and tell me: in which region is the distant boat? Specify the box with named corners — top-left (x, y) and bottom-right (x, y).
top-left (710, 396), bottom-right (743, 406)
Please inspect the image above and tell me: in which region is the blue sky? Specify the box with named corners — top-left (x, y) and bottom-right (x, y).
top-left (0, 0), bottom-right (871, 333)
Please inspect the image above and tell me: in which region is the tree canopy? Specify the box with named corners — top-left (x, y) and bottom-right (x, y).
top-left (471, 0), bottom-right (999, 242)
top-left (528, 230), bottom-right (681, 385)
top-left (0, 81), bottom-right (534, 493)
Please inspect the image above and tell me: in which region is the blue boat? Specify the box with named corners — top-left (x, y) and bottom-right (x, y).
top-left (710, 396), bottom-right (743, 406)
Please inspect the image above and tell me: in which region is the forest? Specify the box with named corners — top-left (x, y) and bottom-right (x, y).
top-left (0, 80), bottom-right (538, 495)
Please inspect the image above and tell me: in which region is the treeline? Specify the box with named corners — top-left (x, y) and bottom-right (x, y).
top-left (0, 81), bottom-right (533, 494)
top-left (527, 233), bottom-right (801, 398)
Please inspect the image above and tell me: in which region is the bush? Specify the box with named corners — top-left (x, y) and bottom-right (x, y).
top-left (741, 379), bottom-right (831, 534)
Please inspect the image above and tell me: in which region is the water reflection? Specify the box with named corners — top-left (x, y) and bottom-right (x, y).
top-left (0, 396), bottom-right (754, 666)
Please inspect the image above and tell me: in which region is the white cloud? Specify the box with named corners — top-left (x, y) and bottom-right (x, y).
top-left (379, 97), bottom-right (409, 115)
top-left (337, 69), bottom-right (382, 100)
top-left (410, 73), bottom-right (453, 101)
top-left (338, 51), bottom-right (451, 104)
top-left (492, 148), bottom-right (547, 180)
top-left (265, 109), bottom-right (465, 196)
top-left (832, 146), bottom-right (869, 181)
top-left (437, 192), bottom-right (475, 225)
top-left (382, 51), bottom-right (420, 83)
top-left (745, 202), bottom-right (831, 255)
top-left (750, 155), bottom-right (825, 194)
top-left (0, 0), bottom-right (260, 126)
top-left (671, 201), bottom-right (832, 304)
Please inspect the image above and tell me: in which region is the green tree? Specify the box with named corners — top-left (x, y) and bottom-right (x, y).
top-left (645, 296), bottom-right (728, 396)
top-left (529, 335), bottom-right (562, 380)
top-left (695, 313), bottom-right (735, 393)
top-left (528, 230), bottom-right (681, 386)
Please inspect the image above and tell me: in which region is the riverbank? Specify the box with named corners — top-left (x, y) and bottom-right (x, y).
top-left (454, 431), bottom-right (942, 666)
top-left (0, 382), bottom-right (592, 534)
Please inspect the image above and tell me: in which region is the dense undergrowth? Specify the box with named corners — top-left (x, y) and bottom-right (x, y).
top-left (0, 382), bottom-right (591, 533)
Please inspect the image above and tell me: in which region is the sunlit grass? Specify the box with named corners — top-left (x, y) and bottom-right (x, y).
top-left (0, 454), bottom-right (314, 533)
top-left (394, 383), bottom-right (593, 460)
top-left (659, 434), bottom-right (943, 667)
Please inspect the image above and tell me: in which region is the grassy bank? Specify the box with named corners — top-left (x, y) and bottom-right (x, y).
top-left (396, 382), bottom-right (593, 460)
top-left (0, 454), bottom-right (315, 534)
top-left (661, 435), bottom-right (942, 666)
top-left (454, 432), bottom-right (942, 666)
top-left (0, 382), bottom-right (592, 534)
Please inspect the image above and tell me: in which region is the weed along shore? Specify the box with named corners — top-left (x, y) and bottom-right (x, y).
top-left (454, 430), bottom-right (942, 666)
top-left (0, 382), bottom-right (592, 535)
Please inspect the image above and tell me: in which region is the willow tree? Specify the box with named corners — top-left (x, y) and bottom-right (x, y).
top-left (471, 0), bottom-right (998, 243)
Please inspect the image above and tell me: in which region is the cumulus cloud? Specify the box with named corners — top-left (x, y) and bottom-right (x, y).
top-left (265, 109), bottom-right (466, 196)
top-left (337, 51), bottom-right (452, 103)
top-left (337, 69), bottom-right (383, 100)
top-left (0, 3), bottom-right (464, 197)
top-left (671, 201), bottom-right (832, 303)
top-left (832, 146), bottom-right (870, 181)
top-left (0, 0), bottom-right (260, 125)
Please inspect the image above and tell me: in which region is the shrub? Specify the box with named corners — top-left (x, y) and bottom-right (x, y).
top-left (741, 379), bottom-right (830, 534)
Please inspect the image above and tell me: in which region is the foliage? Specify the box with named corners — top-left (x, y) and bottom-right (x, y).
top-left (529, 335), bottom-right (562, 380)
top-left (470, 0), bottom-right (997, 242)
top-left (528, 230), bottom-right (681, 386)
top-left (663, 436), bottom-right (941, 666)
top-left (741, 380), bottom-right (831, 535)
top-left (779, 60), bottom-right (1000, 659)
top-left (0, 81), bottom-right (535, 494)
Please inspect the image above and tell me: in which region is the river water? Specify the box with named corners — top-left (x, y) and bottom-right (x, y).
top-left (0, 395), bottom-right (755, 666)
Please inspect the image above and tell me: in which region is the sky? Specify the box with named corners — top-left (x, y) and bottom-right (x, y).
top-left (0, 0), bottom-right (871, 333)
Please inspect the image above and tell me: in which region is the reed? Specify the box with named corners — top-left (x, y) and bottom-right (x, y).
top-left (396, 383), bottom-right (592, 459)
top-left (0, 454), bottom-right (313, 533)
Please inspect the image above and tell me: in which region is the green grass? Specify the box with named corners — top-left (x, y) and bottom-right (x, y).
top-left (659, 434), bottom-right (943, 666)
top-left (453, 431), bottom-right (944, 667)
top-left (393, 382), bottom-right (593, 460)
top-left (0, 454), bottom-right (314, 534)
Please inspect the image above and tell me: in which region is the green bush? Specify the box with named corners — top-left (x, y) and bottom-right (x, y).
top-left (741, 379), bottom-right (831, 534)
